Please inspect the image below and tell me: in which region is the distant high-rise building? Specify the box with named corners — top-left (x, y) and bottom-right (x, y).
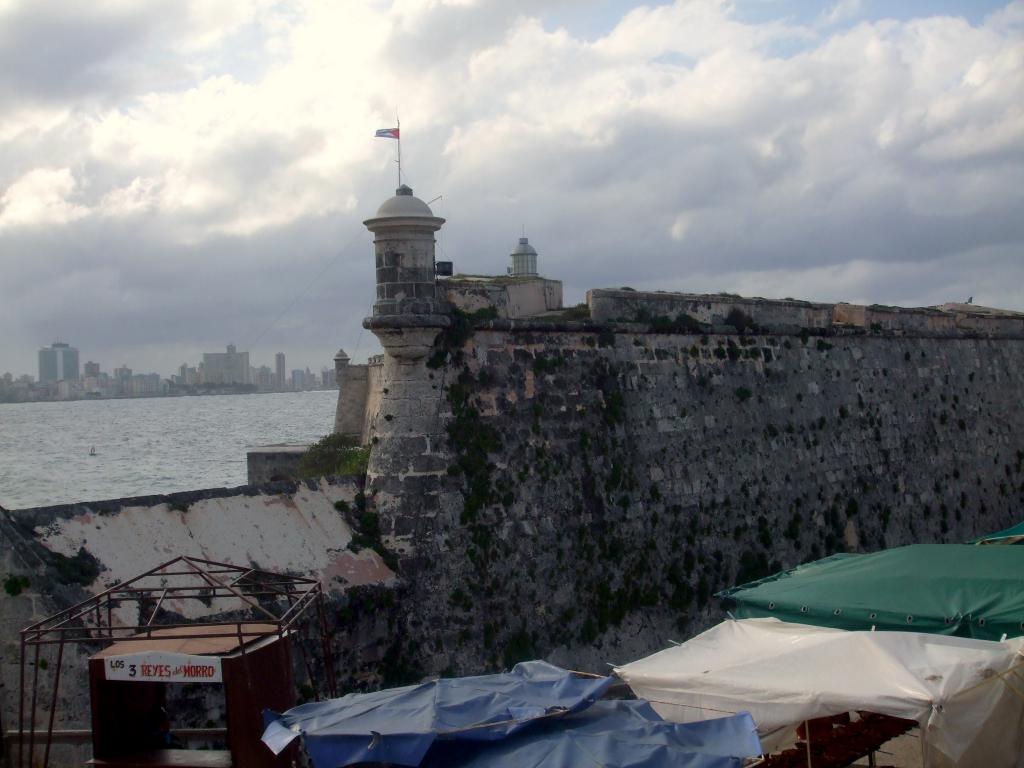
top-left (275, 352), bottom-right (286, 391)
top-left (38, 342), bottom-right (80, 383)
top-left (202, 343), bottom-right (250, 385)
top-left (113, 365), bottom-right (132, 395)
top-left (256, 365), bottom-right (274, 391)
top-left (291, 369), bottom-right (305, 391)
top-left (84, 361), bottom-right (100, 377)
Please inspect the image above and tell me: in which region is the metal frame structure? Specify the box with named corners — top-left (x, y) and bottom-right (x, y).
top-left (17, 555), bottom-right (337, 768)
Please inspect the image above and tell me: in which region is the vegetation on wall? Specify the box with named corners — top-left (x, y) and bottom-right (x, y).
top-left (427, 307), bottom-right (497, 369)
top-left (3, 574), bottom-right (30, 596)
top-left (297, 433), bottom-right (370, 478)
top-left (48, 547), bottom-right (101, 586)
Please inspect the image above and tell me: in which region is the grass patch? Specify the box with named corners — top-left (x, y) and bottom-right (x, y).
top-left (298, 433), bottom-right (370, 478)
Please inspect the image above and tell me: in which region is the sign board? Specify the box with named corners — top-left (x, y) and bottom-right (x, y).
top-left (103, 651), bottom-right (222, 683)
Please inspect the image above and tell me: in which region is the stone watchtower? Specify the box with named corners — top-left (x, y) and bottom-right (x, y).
top-left (359, 184), bottom-right (454, 555)
top-left (363, 184), bottom-right (449, 359)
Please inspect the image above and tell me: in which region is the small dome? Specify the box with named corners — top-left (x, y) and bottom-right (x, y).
top-left (334, 349), bottom-right (349, 361)
top-left (373, 185), bottom-right (435, 219)
top-left (511, 237), bottom-right (538, 257)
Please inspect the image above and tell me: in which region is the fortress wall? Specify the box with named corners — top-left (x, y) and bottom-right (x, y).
top-left (363, 355), bottom-right (385, 444)
top-left (587, 289), bottom-right (1024, 338)
top-left (247, 444), bottom-right (308, 484)
top-left (360, 323), bottom-right (1024, 677)
top-left (588, 289), bottom-right (835, 328)
top-left (441, 278), bottom-right (563, 319)
top-left (335, 363), bottom-right (370, 438)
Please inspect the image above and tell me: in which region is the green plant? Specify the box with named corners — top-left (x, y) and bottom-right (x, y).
top-left (735, 387), bottom-right (753, 402)
top-left (725, 307), bottom-right (755, 333)
top-left (561, 303), bottom-right (591, 320)
top-left (647, 312), bottom-right (703, 334)
top-left (3, 574), bottom-right (30, 596)
top-left (597, 329), bottom-right (616, 348)
top-left (297, 433), bottom-right (370, 478)
top-left (532, 354), bottom-right (564, 374)
top-left (49, 548), bottom-right (100, 586)
top-left (447, 371), bottom-right (503, 523)
top-left (426, 308), bottom-right (477, 369)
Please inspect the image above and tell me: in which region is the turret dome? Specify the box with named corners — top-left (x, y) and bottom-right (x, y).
top-left (511, 237), bottom-right (538, 257)
top-left (509, 236), bottom-right (539, 277)
top-left (372, 185), bottom-right (436, 219)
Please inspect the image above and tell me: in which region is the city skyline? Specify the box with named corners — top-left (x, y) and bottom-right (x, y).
top-left (4, 342), bottom-right (337, 391)
top-left (1, 1), bottom-right (1021, 375)
top-left (3, 341), bottom-right (337, 383)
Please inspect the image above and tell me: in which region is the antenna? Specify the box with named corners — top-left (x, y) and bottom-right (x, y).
top-left (427, 195), bottom-right (442, 205)
top-left (396, 113), bottom-right (402, 187)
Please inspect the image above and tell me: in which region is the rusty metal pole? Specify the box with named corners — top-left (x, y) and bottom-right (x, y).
top-left (27, 643), bottom-right (41, 768)
top-left (41, 638), bottom-right (66, 768)
top-left (17, 637), bottom-right (25, 768)
top-left (316, 593), bottom-right (337, 698)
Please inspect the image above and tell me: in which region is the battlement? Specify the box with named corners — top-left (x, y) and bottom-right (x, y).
top-left (440, 274), bottom-right (563, 319)
top-left (587, 289), bottom-right (1024, 339)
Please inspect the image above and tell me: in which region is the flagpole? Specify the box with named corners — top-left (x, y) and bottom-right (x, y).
top-left (397, 116), bottom-right (402, 187)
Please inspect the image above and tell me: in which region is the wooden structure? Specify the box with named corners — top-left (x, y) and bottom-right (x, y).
top-left (18, 556), bottom-right (336, 768)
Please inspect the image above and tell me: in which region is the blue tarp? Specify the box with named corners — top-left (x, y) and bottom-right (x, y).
top-left (262, 661), bottom-right (613, 767)
top-left (262, 661), bottom-right (762, 768)
top-left (422, 701), bottom-right (762, 768)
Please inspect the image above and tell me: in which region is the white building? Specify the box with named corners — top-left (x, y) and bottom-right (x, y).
top-left (202, 344), bottom-right (250, 385)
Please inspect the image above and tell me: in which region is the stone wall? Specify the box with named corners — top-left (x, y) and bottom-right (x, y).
top-left (588, 288), bottom-right (836, 329)
top-left (356, 319), bottom-right (1024, 679)
top-left (363, 355), bottom-right (385, 444)
top-left (587, 289), bottom-right (1024, 338)
top-left (246, 444), bottom-right (309, 484)
top-left (441, 276), bottom-right (563, 319)
top-left (335, 363), bottom-right (370, 438)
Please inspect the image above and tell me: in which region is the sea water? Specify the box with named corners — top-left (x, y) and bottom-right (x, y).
top-left (0, 390), bottom-right (337, 509)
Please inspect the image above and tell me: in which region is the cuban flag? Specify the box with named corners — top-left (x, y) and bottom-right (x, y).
top-left (375, 127), bottom-right (400, 139)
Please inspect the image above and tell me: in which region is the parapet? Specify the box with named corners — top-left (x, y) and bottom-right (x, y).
top-left (440, 275), bottom-right (563, 319)
top-left (586, 289), bottom-right (1024, 339)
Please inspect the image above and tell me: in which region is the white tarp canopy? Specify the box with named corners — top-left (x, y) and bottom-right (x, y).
top-left (615, 618), bottom-right (1024, 767)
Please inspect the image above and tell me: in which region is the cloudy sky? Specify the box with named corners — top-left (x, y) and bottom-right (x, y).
top-left (1, 0), bottom-right (1021, 376)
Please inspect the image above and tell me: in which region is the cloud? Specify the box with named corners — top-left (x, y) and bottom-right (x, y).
top-left (818, 0), bottom-right (862, 29)
top-left (0, 0), bottom-right (1022, 376)
top-left (0, 167), bottom-right (88, 229)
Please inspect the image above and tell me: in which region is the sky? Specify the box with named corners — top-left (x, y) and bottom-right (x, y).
top-left (0, 0), bottom-right (1021, 376)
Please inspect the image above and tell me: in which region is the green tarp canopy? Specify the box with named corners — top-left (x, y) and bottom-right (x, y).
top-left (717, 544), bottom-right (1024, 641)
top-left (971, 520), bottom-right (1024, 545)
